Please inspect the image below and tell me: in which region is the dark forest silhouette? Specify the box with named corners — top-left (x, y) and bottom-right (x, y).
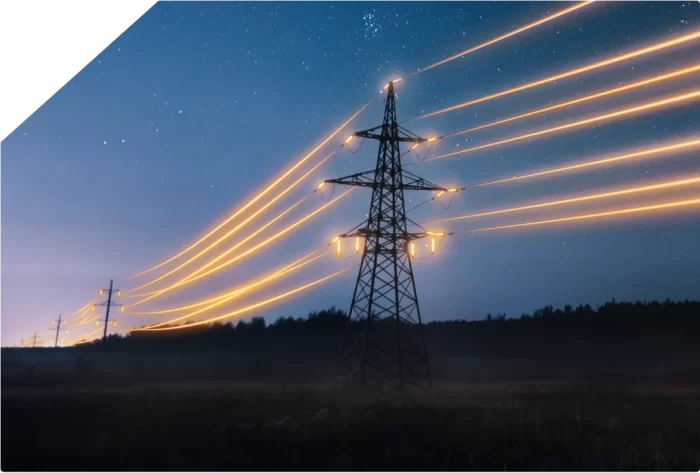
top-left (67, 299), bottom-right (700, 359)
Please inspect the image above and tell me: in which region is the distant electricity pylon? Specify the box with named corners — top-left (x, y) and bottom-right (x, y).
top-left (93, 279), bottom-right (123, 342)
top-left (30, 332), bottom-right (42, 348)
top-left (327, 81), bottom-right (450, 389)
top-left (50, 313), bottom-right (68, 347)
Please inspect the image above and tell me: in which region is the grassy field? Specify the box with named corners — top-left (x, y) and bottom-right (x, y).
top-left (3, 378), bottom-right (700, 471)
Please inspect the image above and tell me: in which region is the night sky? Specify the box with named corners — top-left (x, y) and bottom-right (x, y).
top-left (4, 1), bottom-right (700, 346)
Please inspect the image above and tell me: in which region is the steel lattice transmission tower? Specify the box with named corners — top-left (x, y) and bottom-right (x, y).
top-left (50, 313), bottom-right (68, 347)
top-left (326, 81), bottom-right (449, 389)
top-left (94, 279), bottom-right (124, 342)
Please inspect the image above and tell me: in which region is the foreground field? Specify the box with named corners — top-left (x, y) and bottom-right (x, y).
top-left (3, 380), bottom-right (699, 471)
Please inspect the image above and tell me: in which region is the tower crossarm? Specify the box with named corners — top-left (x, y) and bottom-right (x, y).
top-left (354, 129), bottom-right (426, 143)
top-left (325, 170), bottom-right (448, 193)
top-left (401, 169), bottom-right (448, 192)
top-left (324, 170), bottom-right (376, 188)
top-left (339, 230), bottom-right (444, 241)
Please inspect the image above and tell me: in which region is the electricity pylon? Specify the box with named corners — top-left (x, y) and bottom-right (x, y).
top-left (50, 313), bottom-right (68, 347)
top-left (30, 332), bottom-right (42, 348)
top-left (326, 81), bottom-right (449, 389)
top-left (94, 279), bottom-right (123, 342)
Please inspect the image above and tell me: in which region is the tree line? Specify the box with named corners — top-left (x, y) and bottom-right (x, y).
top-left (76, 299), bottom-right (700, 358)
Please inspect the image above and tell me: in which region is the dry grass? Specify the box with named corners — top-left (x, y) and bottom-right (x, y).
top-left (3, 380), bottom-right (699, 471)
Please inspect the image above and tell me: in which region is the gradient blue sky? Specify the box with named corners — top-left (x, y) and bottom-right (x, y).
top-left (4, 1), bottom-right (700, 346)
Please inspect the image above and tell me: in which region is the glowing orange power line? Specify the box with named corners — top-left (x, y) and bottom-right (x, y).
top-left (414, 1), bottom-right (594, 76)
top-left (127, 149), bottom-right (337, 293)
top-left (126, 196), bottom-right (313, 301)
top-left (76, 316), bottom-right (100, 328)
top-left (128, 188), bottom-right (355, 307)
top-left (130, 102), bottom-right (370, 279)
top-left (466, 197), bottom-right (700, 233)
top-left (72, 301), bottom-right (97, 324)
top-left (122, 289), bottom-right (161, 298)
top-left (129, 268), bottom-right (352, 332)
top-left (128, 249), bottom-right (322, 315)
top-left (431, 175), bottom-right (700, 224)
top-left (425, 89), bottom-right (700, 162)
top-left (68, 299), bottom-right (95, 317)
top-left (442, 63), bottom-right (700, 139)
top-left (68, 325), bottom-right (103, 345)
top-left (124, 287), bottom-right (167, 298)
top-left (131, 253), bottom-right (329, 330)
top-left (130, 250), bottom-right (328, 317)
top-left (73, 305), bottom-right (93, 322)
top-left (74, 303), bottom-right (99, 324)
top-left (412, 29), bottom-right (700, 121)
top-left (473, 138), bottom-right (700, 188)
top-left (128, 193), bottom-right (312, 304)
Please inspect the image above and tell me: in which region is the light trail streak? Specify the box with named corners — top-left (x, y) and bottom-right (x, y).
top-left (441, 63), bottom-right (700, 139)
top-left (128, 188), bottom-right (355, 307)
top-left (465, 197), bottom-right (700, 233)
top-left (129, 267), bottom-right (352, 332)
top-left (431, 176), bottom-right (700, 224)
top-left (73, 303), bottom-right (98, 324)
top-left (425, 89), bottom-right (700, 162)
top-left (128, 149), bottom-right (337, 293)
top-left (130, 101), bottom-right (370, 279)
top-left (68, 326), bottom-right (103, 345)
top-left (68, 299), bottom-right (95, 317)
top-left (129, 250), bottom-right (328, 318)
top-left (126, 215), bottom-right (319, 302)
top-left (76, 316), bottom-right (99, 327)
top-left (128, 248), bottom-right (320, 315)
top-left (73, 305), bottom-right (94, 322)
top-left (412, 29), bottom-right (700, 121)
top-left (72, 301), bottom-right (97, 321)
top-left (123, 290), bottom-right (159, 298)
top-left (413, 1), bottom-right (594, 76)
top-left (128, 193), bottom-right (312, 304)
top-left (131, 253), bottom-right (329, 330)
top-left (473, 138), bottom-right (700, 187)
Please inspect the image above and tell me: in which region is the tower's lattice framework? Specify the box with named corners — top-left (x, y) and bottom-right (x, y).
top-left (326, 82), bottom-right (449, 389)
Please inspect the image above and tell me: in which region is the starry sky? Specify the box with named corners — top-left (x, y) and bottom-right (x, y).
top-left (4, 1), bottom-right (700, 346)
